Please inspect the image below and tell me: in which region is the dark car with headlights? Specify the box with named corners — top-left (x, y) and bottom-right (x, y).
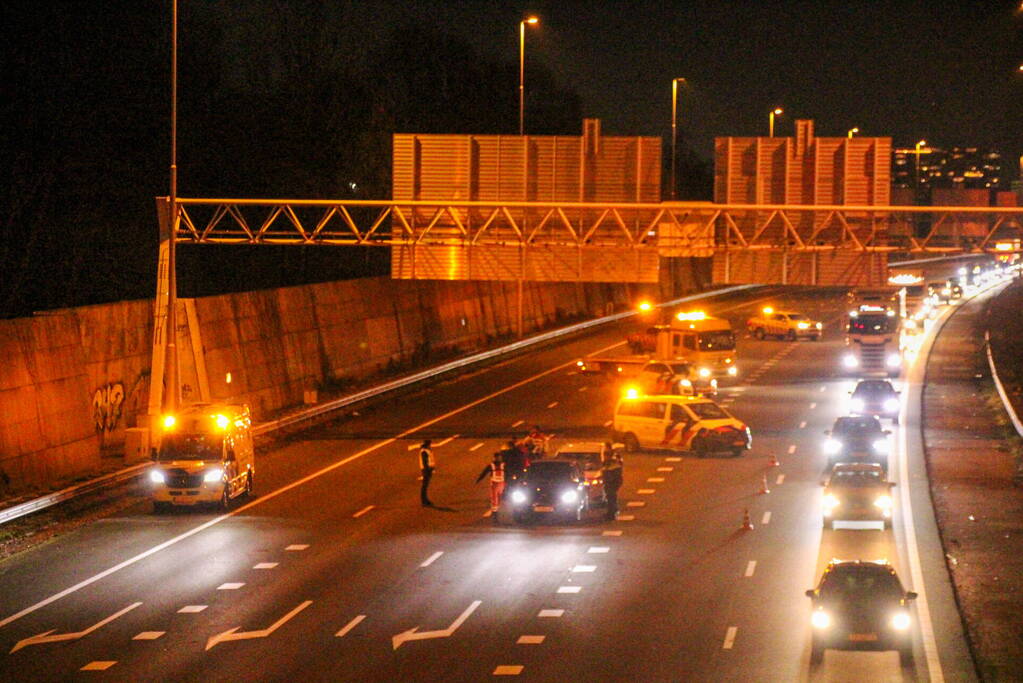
top-left (508, 460), bottom-right (587, 523)
top-left (822, 463), bottom-right (895, 529)
top-left (806, 560), bottom-right (917, 666)
top-left (823, 416), bottom-right (890, 471)
top-left (849, 379), bottom-right (900, 424)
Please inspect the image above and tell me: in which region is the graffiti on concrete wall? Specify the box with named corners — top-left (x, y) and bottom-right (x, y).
top-left (93, 382), bottom-right (125, 433)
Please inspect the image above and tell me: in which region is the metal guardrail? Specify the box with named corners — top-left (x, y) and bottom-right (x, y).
top-left (0, 284), bottom-right (758, 525)
top-left (985, 329), bottom-right (1023, 439)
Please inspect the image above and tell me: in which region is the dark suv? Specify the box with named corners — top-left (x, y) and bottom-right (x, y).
top-left (806, 560), bottom-right (917, 666)
top-left (508, 460), bottom-right (587, 523)
top-left (823, 416), bottom-right (890, 471)
top-left (849, 380), bottom-right (900, 424)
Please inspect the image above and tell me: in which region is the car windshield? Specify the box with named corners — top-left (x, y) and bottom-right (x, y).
top-left (830, 470), bottom-right (884, 487)
top-left (787, 314), bottom-right (808, 321)
top-left (668, 363), bottom-right (691, 375)
top-left (820, 569), bottom-right (904, 602)
top-left (833, 416), bottom-right (883, 435)
top-left (854, 381), bottom-right (894, 397)
top-left (158, 433), bottom-right (221, 461)
top-left (527, 462), bottom-right (574, 483)
top-left (560, 452), bottom-right (602, 470)
top-left (848, 315), bottom-right (894, 334)
top-left (688, 402), bottom-right (729, 420)
top-left (698, 330), bottom-right (735, 351)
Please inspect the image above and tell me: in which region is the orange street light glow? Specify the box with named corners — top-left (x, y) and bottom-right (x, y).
top-left (525, 16), bottom-right (538, 24)
top-left (638, 301), bottom-right (653, 312)
top-left (773, 108), bottom-right (783, 115)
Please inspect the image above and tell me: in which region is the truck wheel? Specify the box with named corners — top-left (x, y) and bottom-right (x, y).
top-left (731, 447), bottom-right (744, 458)
top-left (787, 330), bottom-right (797, 341)
top-left (754, 327), bottom-right (765, 340)
top-left (623, 433), bottom-right (640, 453)
top-left (812, 334), bottom-right (821, 342)
top-left (153, 501), bottom-right (170, 515)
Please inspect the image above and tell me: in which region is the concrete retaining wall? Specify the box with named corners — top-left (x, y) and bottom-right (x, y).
top-left (0, 276), bottom-right (630, 494)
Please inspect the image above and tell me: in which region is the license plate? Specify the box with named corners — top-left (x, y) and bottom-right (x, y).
top-left (172, 496), bottom-right (193, 505)
top-left (848, 633), bottom-right (878, 642)
top-left (533, 505), bottom-right (554, 512)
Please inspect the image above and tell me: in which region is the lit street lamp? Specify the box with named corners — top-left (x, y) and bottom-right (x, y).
top-left (847, 127), bottom-right (859, 138)
top-left (670, 77), bottom-right (686, 200)
top-left (519, 16), bottom-right (539, 135)
top-left (769, 107), bottom-right (783, 137)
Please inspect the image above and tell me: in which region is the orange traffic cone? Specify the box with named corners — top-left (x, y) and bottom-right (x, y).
top-left (759, 473), bottom-right (770, 495)
top-left (741, 508), bottom-right (754, 531)
top-left (768, 453), bottom-right (780, 467)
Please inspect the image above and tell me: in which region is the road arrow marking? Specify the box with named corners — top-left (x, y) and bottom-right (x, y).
top-left (391, 600), bottom-right (481, 650)
top-left (205, 600), bottom-right (312, 651)
top-left (11, 602), bottom-right (141, 653)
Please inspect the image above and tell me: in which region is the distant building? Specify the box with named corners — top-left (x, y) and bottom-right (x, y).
top-left (893, 145), bottom-right (1008, 191)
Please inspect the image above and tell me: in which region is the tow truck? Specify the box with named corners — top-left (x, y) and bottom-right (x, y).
top-left (578, 310), bottom-right (738, 383)
top-left (745, 306), bottom-right (823, 341)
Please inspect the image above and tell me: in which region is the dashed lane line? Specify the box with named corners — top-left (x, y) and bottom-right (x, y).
top-left (133, 631), bottom-right (164, 641)
top-left (602, 530), bottom-right (623, 536)
top-left (517, 635), bottom-right (545, 644)
top-left (799, 421), bottom-right (807, 429)
top-left (352, 505), bottom-right (375, 518)
top-left (626, 501), bottom-right (646, 508)
top-left (494, 665), bottom-right (524, 675)
top-left (511, 420), bottom-right (524, 428)
top-left (647, 477), bottom-right (665, 483)
top-left (761, 511), bottom-right (771, 525)
top-left (587, 547), bottom-right (610, 554)
top-left (571, 565), bottom-right (597, 573)
top-left (253, 563), bottom-right (278, 570)
top-left (809, 402), bottom-right (817, 409)
top-left (285, 544), bottom-right (309, 551)
top-left (656, 466), bottom-right (674, 472)
top-left (433, 434), bottom-right (460, 447)
top-left (617, 515), bottom-right (636, 521)
top-left (420, 551), bottom-right (444, 567)
top-left (217, 583), bottom-right (244, 590)
top-left (787, 445), bottom-right (796, 454)
top-left (665, 457), bottom-right (682, 462)
top-left (178, 605), bottom-right (206, 613)
top-left (722, 626), bottom-right (738, 649)
top-left (577, 386), bottom-right (588, 392)
top-left (81, 662), bottom-right (117, 671)
top-left (557, 586), bottom-right (582, 594)
top-left (603, 420), bottom-right (613, 428)
top-left (538, 609), bottom-right (564, 618)
top-left (547, 401), bottom-right (559, 409)
top-left (637, 489), bottom-right (655, 494)
top-left (469, 442), bottom-right (485, 451)
top-left (776, 474), bottom-right (785, 485)
top-left (745, 561), bottom-right (757, 577)
top-left (335, 614), bottom-right (366, 638)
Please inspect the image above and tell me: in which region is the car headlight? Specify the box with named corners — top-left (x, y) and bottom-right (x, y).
top-left (823, 438), bottom-right (843, 455)
top-left (941, 287), bottom-right (951, 296)
top-left (797, 322), bottom-right (810, 329)
top-left (510, 489), bottom-right (528, 505)
top-left (886, 353), bottom-right (901, 368)
top-left (710, 379), bottom-right (718, 388)
top-left (891, 611), bottom-right (911, 630)
top-left (203, 468), bottom-right (224, 483)
top-left (815, 322), bottom-right (823, 329)
top-left (149, 469), bottom-right (166, 484)
top-left (823, 493), bottom-right (840, 511)
top-left (698, 367), bottom-right (712, 378)
top-left (560, 489), bottom-right (579, 504)
top-left (850, 398), bottom-right (865, 412)
top-left (842, 354), bottom-right (859, 368)
top-left (884, 397), bottom-right (899, 412)
top-left (727, 366), bottom-right (738, 376)
top-left (873, 439), bottom-right (889, 453)
top-left (811, 609), bottom-right (831, 629)
top-left (680, 379), bottom-right (692, 387)
top-left (874, 494), bottom-right (893, 510)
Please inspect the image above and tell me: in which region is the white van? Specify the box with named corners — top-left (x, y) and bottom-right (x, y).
top-left (612, 394), bottom-right (751, 457)
top-left (149, 403), bottom-right (255, 511)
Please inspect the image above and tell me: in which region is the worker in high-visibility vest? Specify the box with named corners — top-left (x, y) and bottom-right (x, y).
top-left (475, 452), bottom-right (506, 520)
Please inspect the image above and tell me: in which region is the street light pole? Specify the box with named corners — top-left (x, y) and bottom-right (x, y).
top-left (914, 139), bottom-right (927, 190)
top-left (167, 0), bottom-right (179, 415)
top-left (518, 16), bottom-right (539, 135)
top-left (671, 77), bottom-right (685, 201)
top-left (768, 107), bottom-right (783, 137)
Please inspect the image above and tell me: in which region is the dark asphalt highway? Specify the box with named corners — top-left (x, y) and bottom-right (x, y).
top-left (0, 286), bottom-right (976, 681)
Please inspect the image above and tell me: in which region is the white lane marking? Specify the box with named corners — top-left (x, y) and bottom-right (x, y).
top-left (217, 583), bottom-right (244, 590)
top-left (547, 401), bottom-right (559, 408)
top-left (10, 602), bottom-right (142, 653)
top-left (253, 562), bottom-right (278, 570)
top-left (517, 635), bottom-right (545, 644)
top-left (799, 421), bottom-right (807, 429)
top-left (657, 466), bottom-right (674, 472)
top-left (787, 445), bottom-right (796, 454)
top-left (617, 515), bottom-right (636, 521)
top-left (407, 442), bottom-right (419, 451)
top-left (647, 477), bottom-right (665, 483)
top-left (391, 600), bottom-right (482, 650)
top-left (557, 586), bottom-right (582, 594)
top-left (81, 662), bottom-right (117, 671)
top-left (603, 420), bottom-right (613, 427)
top-left (538, 609), bottom-right (564, 618)
top-left (665, 457), bottom-right (682, 462)
top-left (761, 511), bottom-right (771, 525)
top-left (732, 387), bottom-right (746, 393)
top-left (285, 544), bottom-right (309, 551)
top-left (776, 474), bottom-right (785, 485)
top-left (587, 547), bottom-right (610, 554)
top-left (133, 631), bottom-right (164, 641)
top-left (469, 442), bottom-right (485, 451)
top-left (335, 614), bottom-right (366, 638)
top-left (571, 565), bottom-right (597, 573)
top-left (820, 385), bottom-right (827, 392)
top-left (809, 402), bottom-right (816, 409)
top-left (178, 605), bottom-right (207, 613)
top-left (434, 434), bottom-right (460, 447)
top-left (420, 551), bottom-right (444, 567)
top-left (494, 665), bottom-right (524, 675)
top-left (206, 600), bottom-right (313, 651)
top-left (745, 561), bottom-right (756, 577)
top-left (352, 505), bottom-right (375, 518)
top-left (722, 626), bottom-right (738, 649)
top-left (626, 501), bottom-right (646, 508)
top-left (578, 386), bottom-right (588, 392)
top-left (637, 489), bottom-right (655, 494)
top-left (512, 420), bottom-right (524, 428)
top-left (602, 530), bottom-right (623, 536)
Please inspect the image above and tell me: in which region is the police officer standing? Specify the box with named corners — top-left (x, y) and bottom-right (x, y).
top-left (603, 448), bottom-right (623, 521)
top-left (475, 452), bottom-right (506, 523)
top-left (419, 439), bottom-right (435, 507)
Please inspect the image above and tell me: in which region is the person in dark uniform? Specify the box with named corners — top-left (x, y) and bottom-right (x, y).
top-left (419, 439), bottom-right (434, 506)
top-left (603, 451), bottom-right (624, 521)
